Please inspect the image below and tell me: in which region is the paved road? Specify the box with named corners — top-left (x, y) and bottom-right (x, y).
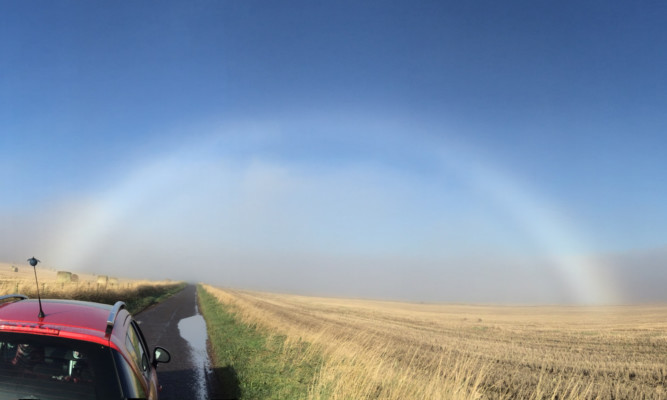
top-left (136, 284), bottom-right (225, 400)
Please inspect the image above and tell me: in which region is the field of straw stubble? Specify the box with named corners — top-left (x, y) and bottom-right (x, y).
top-left (0, 262), bottom-right (181, 313)
top-left (202, 285), bottom-right (667, 400)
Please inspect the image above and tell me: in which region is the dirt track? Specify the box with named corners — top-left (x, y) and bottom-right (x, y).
top-left (136, 284), bottom-right (224, 400)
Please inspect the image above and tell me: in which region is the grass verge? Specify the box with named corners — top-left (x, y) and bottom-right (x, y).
top-left (197, 285), bottom-right (322, 400)
top-left (122, 282), bottom-right (187, 313)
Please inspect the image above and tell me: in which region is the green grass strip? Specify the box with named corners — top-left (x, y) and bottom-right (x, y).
top-left (122, 282), bottom-right (186, 313)
top-left (197, 285), bottom-right (322, 400)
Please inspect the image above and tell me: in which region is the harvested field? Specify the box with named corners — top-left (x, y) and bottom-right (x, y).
top-left (202, 285), bottom-right (667, 399)
top-left (0, 261), bottom-right (181, 313)
top-left (0, 262), bottom-right (161, 293)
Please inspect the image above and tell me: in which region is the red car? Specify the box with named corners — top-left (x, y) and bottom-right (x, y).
top-left (0, 294), bottom-right (171, 400)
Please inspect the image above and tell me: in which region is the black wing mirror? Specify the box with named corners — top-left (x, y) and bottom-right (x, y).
top-left (152, 346), bottom-right (171, 368)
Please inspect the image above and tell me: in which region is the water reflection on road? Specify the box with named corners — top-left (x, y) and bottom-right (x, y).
top-left (177, 305), bottom-right (211, 400)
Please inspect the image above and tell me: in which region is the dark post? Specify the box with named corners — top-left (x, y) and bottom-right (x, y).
top-left (27, 257), bottom-right (45, 319)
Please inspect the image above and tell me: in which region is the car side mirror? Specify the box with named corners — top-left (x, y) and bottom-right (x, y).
top-left (152, 346), bottom-right (171, 368)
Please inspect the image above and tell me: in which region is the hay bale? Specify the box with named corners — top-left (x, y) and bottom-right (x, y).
top-left (71, 274), bottom-right (79, 282)
top-left (97, 275), bottom-right (108, 285)
top-left (56, 271), bottom-right (72, 283)
top-left (10, 266), bottom-right (18, 273)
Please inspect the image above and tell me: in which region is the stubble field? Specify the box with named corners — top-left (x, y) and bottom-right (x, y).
top-left (202, 285), bottom-right (667, 399)
top-left (0, 261), bottom-right (182, 313)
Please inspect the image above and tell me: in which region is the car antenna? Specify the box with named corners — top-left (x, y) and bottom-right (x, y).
top-left (28, 257), bottom-right (45, 319)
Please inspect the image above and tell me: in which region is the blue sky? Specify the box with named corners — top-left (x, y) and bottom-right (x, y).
top-left (2, 1), bottom-right (667, 303)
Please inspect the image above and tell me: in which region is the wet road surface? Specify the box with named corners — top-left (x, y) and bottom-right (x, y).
top-left (136, 284), bottom-right (223, 400)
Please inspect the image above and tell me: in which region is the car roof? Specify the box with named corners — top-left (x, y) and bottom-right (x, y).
top-left (0, 298), bottom-right (125, 346)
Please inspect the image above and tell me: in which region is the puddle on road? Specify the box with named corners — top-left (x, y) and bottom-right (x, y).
top-left (178, 305), bottom-right (211, 400)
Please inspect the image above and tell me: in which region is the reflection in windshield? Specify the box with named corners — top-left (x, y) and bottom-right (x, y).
top-left (0, 333), bottom-right (120, 400)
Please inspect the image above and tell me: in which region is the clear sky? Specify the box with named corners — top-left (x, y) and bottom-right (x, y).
top-left (2, 1), bottom-right (667, 304)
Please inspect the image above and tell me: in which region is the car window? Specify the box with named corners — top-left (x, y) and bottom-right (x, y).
top-left (112, 349), bottom-right (147, 399)
top-left (0, 332), bottom-right (121, 400)
top-left (132, 321), bottom-right (153, 371)
top-left (125, 322), bottom-right (149, 374)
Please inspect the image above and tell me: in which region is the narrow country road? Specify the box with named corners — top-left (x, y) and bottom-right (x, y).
top-left (136, 284), bottom-right (224, 400)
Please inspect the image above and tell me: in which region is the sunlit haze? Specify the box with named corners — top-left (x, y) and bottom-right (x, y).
top-left (2, 2), bottom-right (667, 304)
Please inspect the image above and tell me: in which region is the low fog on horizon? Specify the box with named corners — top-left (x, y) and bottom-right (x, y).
top-left (2, 2), bottom-right (667, 305)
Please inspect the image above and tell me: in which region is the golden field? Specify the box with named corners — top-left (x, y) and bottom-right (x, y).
top-left (0, 261), bottom-right (177, 311)
top-left (0, 261), bottom-right (145, 290)
top-left (202, 285), bottom-right (667, 400)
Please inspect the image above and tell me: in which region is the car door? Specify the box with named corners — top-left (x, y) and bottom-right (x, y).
top-left (126, 321), bottom-right (158, 399)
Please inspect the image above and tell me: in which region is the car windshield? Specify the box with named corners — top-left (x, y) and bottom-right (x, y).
top-left (0, 332), bottom-right (121, 400)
